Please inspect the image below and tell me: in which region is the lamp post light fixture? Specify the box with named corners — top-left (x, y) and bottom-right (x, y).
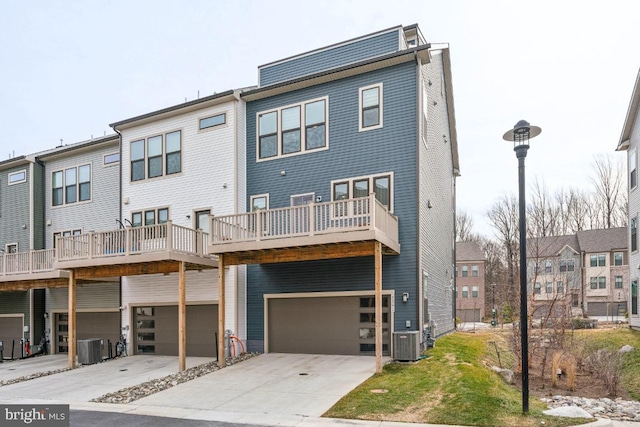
top-left (503, 119), bottom-right (541, 414)
top-left (490, 283), bottom-right (496, 327)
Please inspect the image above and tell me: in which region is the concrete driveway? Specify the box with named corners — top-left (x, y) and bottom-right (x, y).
top-left (0, 353), bottom-right (381, 426)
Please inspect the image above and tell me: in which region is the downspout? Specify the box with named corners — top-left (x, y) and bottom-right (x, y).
top-left (111, 126), bottom-right (124, 337)
top-left (414, 50), bottom-right (423, 339)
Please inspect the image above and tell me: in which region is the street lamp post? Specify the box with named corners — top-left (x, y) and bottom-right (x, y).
top-left (491, 283), bottom-right (496, 327)
top-left (503, 120), bottom-right (541, 414)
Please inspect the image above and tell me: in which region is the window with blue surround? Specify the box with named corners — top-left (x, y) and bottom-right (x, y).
top-left (257, 97), bottom-right (327, 161)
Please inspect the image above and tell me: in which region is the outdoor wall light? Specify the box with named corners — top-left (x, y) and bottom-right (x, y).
top-left (280, 170), bottom-right (286, 176)
top-left (402, 292), bottom-right (409, 302)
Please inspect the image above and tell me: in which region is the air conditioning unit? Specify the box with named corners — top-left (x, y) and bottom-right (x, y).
top-left (393, 331), bottom-right (420, 361)
top-left (77, 338), bottom-right (103, 365)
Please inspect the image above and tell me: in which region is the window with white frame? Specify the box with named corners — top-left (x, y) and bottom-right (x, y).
top-left (257, 97), bottom-right (327, 160)
top-left (631, 150), bottom-right (637, 189)
top-left (534, 282), bottom-right (541, 294)
top-left (590, 254), bottom-right (606, 267)
top-left (52, 164), bottom-right (91, 206)
top-left (545, 260), bottom-right (552, 273)
top-left (461, 266), bottom-right (468, 277)
top-left (195, 209), bottom-right (211, 235)
top-left (590, 276), bottom-right (606, 289)
top-left (615, 275), bottom-right (623, 289)
top-left (614, 252), bottom-right (623, 266)
top-left (557, 281), bottom-right (564, 293)
top-left (199, 113), bottom-right (226, 130)
top-left (131, 207), bottom-right (169, 227)
top-left (331, 172), bottom-right (392, 211)
top-left (546, 282), bottom-right (553, 293)
top-left (560, 259), bottom-right (575, 272)
top-left (103, 152), bottom-right (120, 166)
top-left (53, 229), bottom-right (82, 248)
top-left (472, 265), bottom-right (479, 277)
top-left (359, 83), bottom-right (383, 131)
top-left (5, 243), bottom-right (18, 253)
top-left (8, 170), bottom-right (26, 185)
top-left (471, 286), bottom-right (478, 298)
top-left (250, 194), bottom-right (269, 211)
top-left (130, 130), bottom-right (181, 181)
top-left (461, 286), bottom-right (468, 298)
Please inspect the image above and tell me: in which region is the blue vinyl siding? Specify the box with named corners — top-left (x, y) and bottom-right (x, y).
top-left (0, 166), bottom-right (31, 251)
top-left (246, 61), bottom-right (418, 348)
top-left (259, 30), bottom-right (400, 87)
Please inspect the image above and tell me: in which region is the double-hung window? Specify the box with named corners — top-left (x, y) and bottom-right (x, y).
top-left (461, 266), bottom-right (468, 277)
top-left (614, 252), bottom-right (623, 266)
top-left (359, 83), bottom-right (383, 131)
top-left (545, 260), bottom-right (552, 273)
top-left (590, 254), bottom-right (606, 267)
top-left (557, 281), bottom-right (564, 293)
top-left (131, 131), bottom-right (182, 181)
top-left (471, 286), bottom-right (478, 298)
top-left (132, 207), bottom-right (169, 239)
top-left (590, 276), bottom-right (606, 289)
top-left (331, 173), bottom-right (393, 212)
top-left (534, 283), bottom-right (541, 294)
top-left (545, 282), bottom-right (552, 293)
top-left (462, 286), bottom-right (468, 298)
top-left (53, 229), bottom-right (81, 248)
top-left (52, 164), bottom-right (91, 206)
top-left (633, 217), bottom-right (638, 252)
top-left (472, 265), bottom-right (479, 277)
top-left (631, 150), bottom-right (637, 189)
top-left (257, 97), bottom-right (327, 161)
top-left (615, 276), bottom-right (623, 289)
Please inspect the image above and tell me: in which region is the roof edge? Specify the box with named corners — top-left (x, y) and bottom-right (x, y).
top-left (617, 68), bottom-right (640, 151)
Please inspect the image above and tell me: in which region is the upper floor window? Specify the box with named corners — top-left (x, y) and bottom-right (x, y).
top-left (557, 281), bottom-right (564, 293)
top-left (103, 152), bottom-right (120, 166)
top-left (359, 83), bottom-right (383, 131)
top-left (590, 276), bottom-right (606, 289)
top-left (132, 207), bottom-right (169, 228)
top-left (534, 282), bottom-right (541, 294)
top-left (8, 170), bottom-right (26, 185)
top-left (633, 217), bottom-right (638, 252)
top-left (560, 259), bottom-right (576, 272)
top-left (615, 276), bottom-right (623, 289)
top-left (631, 150), bottom-right (637, 189)
top-left (257, 97), bottom-right (327, 161)
top-left (199, 113), bottom-right (226, 130)
top-left (331, 172), bottom-right (392, 211)
top-left (545, 282), bottom-right (553, 294)
top-left (472, 265), bottom-right (479, 277)
top-left (250, 194), bottom-right (269, 211)
top-left (52, 164), bottom-right (91, 206)
top-left (131, 131), bottom-right (182, 182)
top-left (461, 286), bottom-right (468, 298)
top-left (545, 260), bottom-right (552, 273)
top-left (614, 252), bottom-right (623, 266)
top-left (471, 286), bottom-right (478, 298)
top-left (590, 254), bottom-right (606, 267)
top-left (461, 266), bottom-right (468, 277)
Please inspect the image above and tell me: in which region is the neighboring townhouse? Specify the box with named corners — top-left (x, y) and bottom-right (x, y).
top-left (37, 135), bottom-right (121, 357)
top-left (527, 228), bottom-right (628, 320)
top-left (209, 24), bottom-right (459, 368)
top-left (455, 241), bottom-right (486, 323)
top-left (577, 228), bottom-right (628, 319)
top-left (0, 155), bottom-right (46, 355)
top-left (109, 90), bottom-right (246, 358)
top-left (617, 67), bottom-right (640, 331)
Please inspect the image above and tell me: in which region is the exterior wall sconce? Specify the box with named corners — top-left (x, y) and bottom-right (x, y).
top-left (280, 170), bottom-right (286, 176)
top-left (427, 200), bottom-right (433, 209)
top-left (402, 292), bottom-right (409, 302)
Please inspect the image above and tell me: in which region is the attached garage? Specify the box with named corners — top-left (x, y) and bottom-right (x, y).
top-left (0, 315), bottom-right (23, 358)
top-left (458, 309), bottom-right (480, 323)
top-left (587, 302), bottom-right (627, 317)
top-left (266, 294), bottom-right (391, 356)
top-left (55, 311), bottom-right (119, 358)
top-left (133, 304), bottom-right (218, 357)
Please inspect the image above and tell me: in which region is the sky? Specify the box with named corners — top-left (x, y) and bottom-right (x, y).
top-left (2, 1), bottom-right (639, 237)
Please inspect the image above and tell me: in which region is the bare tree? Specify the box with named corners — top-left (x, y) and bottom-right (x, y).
top-left (487, 195), bottom-right (520, 309)
top-left (589, 154), bottom-right (626, 229)
top-left (565, 188), bottom-right (591, 233)
top-left (455, 209), bottom-right (476, 242)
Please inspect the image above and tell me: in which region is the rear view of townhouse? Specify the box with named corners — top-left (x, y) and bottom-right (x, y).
top-left (209, 24), bottom-right (459, 364)
top-left (618, 67), bottom-right (640, 330)
top-left (0, 23), bottom-right (458, 369)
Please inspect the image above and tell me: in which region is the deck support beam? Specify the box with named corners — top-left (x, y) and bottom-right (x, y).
top-left (178, 261), bottom-right (186, 372)
top-left (218, 255), bottom-right (226, 368)
top-left (68, 270), bottom-right (76, 369)
top-left (375, 241), bottom-right (382, 374)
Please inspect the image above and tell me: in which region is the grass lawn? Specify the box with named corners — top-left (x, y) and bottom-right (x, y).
top-left (324, 327), bottom-right (640, 427)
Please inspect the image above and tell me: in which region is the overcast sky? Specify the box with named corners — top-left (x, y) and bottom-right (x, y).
top-left (2, 1), bottom-right (639, 237)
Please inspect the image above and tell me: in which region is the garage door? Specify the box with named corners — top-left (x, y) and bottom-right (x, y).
top-left (458, 309), bottom-right (480, 323)
top-left (268, 295), bottom-right (390, 356)
top-left (55, 312), bottom-right (119, 358)
top-left (0, 316), bottom-right (23, 358)
top-left (134, 304), bottom-right (218, 357)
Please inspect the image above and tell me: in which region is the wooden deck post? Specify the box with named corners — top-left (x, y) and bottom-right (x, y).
top-left (68, 269), bottom-right (76, 369)
top-left (375, 241), bottom-right (383, 374)
top-left (218, 254), bottom-right (226, 368)
top-left (178, 261), bottom-right (186, 372)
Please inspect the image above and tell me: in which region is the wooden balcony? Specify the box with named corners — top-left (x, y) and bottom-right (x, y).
top-left (208, 193), bottom-right (400, 264)
top-left (0, 249), bottom-right (70, 290)
top-left (53, 221), bottom-right (218, 273)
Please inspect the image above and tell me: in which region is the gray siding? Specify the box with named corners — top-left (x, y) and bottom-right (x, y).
top-left (44, 142), bottom-right (120, 248)
top-left (259, 30), bottom-right (400, 87)
top-left (0, 165), bottom-right (32, 251)
top-left (419, 53), bottom-right (456, 336)
top-left (628, 94), bottom-right (640, 328)
top-left (246, 61), bottom-right (419, 349)
top-left (46, 282), bottom-right (120, 310)
top-left (0, 291), bottom-right (30, 338)
top-left (33, 162), bottom-right (45, 250)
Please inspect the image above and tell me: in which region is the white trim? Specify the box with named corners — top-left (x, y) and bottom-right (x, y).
top-left (330, 171), bottom-right (394, 213)
top-left (631, 149), bottom-right (638, 191)
top-left (358, 83), bottom-right (383, 132)
top-left (4, 242), bottom-right (18, 253)
top-left (263, 290), bottom-right (395, 353)
top-left (256, 96), bottom-right (329, 162)
top-left (129, 128), bottom-right (183, 183)
top-left (51, 162), bottom-right (93, 208)
top-left (198, 111), bottom-right (228, 132)
top-left (250, 194), bottom-right (269, 211)
top-left (289, 192), bottom-right (315, 206)
top-left (103, 152), bottom-right (120, 167)
top-left (8, 169), bottom-right (27, 185)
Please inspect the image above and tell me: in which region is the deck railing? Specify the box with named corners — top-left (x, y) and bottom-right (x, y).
top-left (55, 221), bottom-right (210, 262)
top-left (0, 249), bottom-right (55, 276)
top-left (210, 193), bottom-right (399, 245)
